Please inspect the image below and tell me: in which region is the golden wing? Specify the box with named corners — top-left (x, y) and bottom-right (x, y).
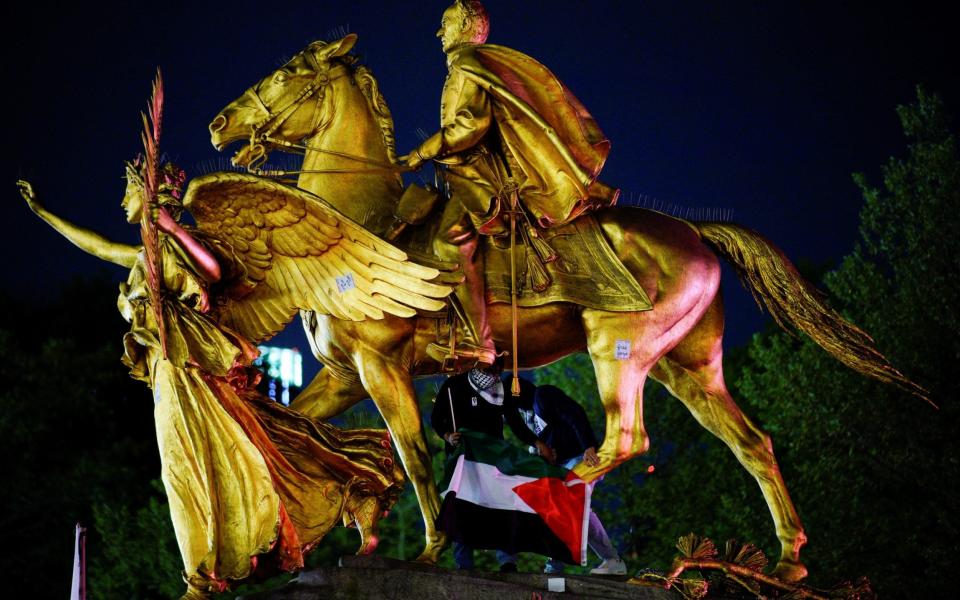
top-left (183, 172), bottom-right (452, 342)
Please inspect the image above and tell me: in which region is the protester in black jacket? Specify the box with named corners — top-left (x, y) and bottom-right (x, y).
top-left (529, 384), bottom-right (600, 464)
top-left (512, 383), bottom-right (628, 576)
top-left (430, 366), bottom-right (530, 571)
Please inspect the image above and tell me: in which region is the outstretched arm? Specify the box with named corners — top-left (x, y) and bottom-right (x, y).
top-left (155, 207), bottom-right (221, 283)
top-left (17, 180), bottom-right (138, 268)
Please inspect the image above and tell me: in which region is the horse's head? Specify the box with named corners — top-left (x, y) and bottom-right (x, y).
top-left (208, 34), bottom-right (359, 170)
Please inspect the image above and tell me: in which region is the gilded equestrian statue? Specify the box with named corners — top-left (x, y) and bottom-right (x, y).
top-left (208, 35), bottom-right (926, 581)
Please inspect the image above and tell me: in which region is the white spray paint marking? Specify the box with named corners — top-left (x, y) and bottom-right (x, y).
top-left (615, 339), bottom-right (631, 360)
top-left (336, 273), bottom-right (355, 293)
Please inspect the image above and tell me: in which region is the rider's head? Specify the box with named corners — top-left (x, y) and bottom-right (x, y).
top-left (437, 1), bottom-right (489, 52)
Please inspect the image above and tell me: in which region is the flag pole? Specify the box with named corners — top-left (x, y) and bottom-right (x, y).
top-left (70, 522), bottom-right (86, 600)
top-left (448, 387), bottom-right (457, 433)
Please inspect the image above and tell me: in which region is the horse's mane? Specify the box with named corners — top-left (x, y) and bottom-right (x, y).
top-left (352, 63), bottom-right (399, 165)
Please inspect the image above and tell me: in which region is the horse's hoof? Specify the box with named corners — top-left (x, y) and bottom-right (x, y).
top-left (413, 544), bottom-right (443, 564)
top-left (414, 533), bottom-right (448, 564)
top-left (772, 560), bottom-right (808, 582)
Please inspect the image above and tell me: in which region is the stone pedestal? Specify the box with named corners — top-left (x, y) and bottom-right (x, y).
top-left (238, 555), bottom-right (677, 599)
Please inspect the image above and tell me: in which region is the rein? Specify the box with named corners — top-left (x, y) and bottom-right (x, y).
top-left (239, 57), bottom-right (410, 177)
top-left (251, 134), bottom-right (411, 176)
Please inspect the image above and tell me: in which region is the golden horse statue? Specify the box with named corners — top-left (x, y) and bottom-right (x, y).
top-left (208, 35), bottom-right (926, 581)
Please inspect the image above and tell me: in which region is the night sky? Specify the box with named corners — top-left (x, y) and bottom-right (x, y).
top-left (8, 1), bottom-right (958, 380)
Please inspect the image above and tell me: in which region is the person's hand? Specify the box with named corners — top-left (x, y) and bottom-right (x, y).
top-left (536, 440), bottom-right (557, 464)
top-left (154, 206), bottom-right (176, 233)
top-left (582, 447), bottom-right (600, 467)
top-left (17, 180), bottom-right (41, 212)
top-left (444, 432), bottom-right (461, 446)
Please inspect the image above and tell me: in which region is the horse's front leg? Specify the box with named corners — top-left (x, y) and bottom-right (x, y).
top-left (292, 310), bottom-right (368, 419)
top-left (289, 363), bottom-right (366, 420)
top-left (355, 354), bottom-right (446, 563)
top-left (574, 249), bottom-right (717, 482)
top-left (573, 310), bottom-right (653, 483)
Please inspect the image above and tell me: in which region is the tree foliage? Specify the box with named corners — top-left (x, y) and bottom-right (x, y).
top-left (741, 88), bottom-right (958, 596)
top-left (89, 480), bottom-right (182, 597)
top-left (617, 88), bottom-right (958, 597)
top-left (0, 277), bottom-right (163, 597)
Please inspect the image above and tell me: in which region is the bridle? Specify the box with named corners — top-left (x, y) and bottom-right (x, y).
top-left (238, 51), bottom-right (408, 177)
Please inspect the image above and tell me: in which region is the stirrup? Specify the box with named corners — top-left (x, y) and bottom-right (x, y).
top-left (426, 341), bottom-right (497, 372)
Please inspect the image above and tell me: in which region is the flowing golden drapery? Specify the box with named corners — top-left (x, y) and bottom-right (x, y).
top-left (118, 235), bottom-right (402, 589)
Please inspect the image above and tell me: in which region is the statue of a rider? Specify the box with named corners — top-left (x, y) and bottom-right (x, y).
top-left (403, 0), bottom-right (620, 367)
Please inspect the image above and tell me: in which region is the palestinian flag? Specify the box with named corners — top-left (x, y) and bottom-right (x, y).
top-left (437, 430), bottom-right (591, 565)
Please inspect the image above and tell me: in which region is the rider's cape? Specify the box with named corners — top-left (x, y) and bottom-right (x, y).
top-left (449, 44), bottom-right (611, 228)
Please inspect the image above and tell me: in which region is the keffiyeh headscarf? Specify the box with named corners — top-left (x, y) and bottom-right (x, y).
top-left (467, 367), bottom-right (504, 406)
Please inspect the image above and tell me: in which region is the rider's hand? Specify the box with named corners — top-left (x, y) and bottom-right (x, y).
top-left (400, 148), bottom-right (426, 171)
top-left (582, 447), bottom-right (601, 467)
top-left (444, 432), bottom-right (461, 446)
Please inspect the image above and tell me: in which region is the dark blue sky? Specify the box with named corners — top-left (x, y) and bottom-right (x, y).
top-left (8, 1), bottom-right (957, 374)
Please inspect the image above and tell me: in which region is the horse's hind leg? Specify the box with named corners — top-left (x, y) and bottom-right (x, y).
top-left (650, 299), bottom-right (808, 582)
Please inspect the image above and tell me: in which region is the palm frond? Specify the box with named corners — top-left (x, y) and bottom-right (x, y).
top-left (676, 533), bottom-right (717, 560)
top-left (722, 539), bottom-right (768, 572)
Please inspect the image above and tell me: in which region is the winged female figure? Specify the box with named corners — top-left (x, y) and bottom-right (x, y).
top-left (17, 160), bottom-right (452, 598)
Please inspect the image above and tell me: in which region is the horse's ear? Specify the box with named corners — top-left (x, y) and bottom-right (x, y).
top-left (317, 34), bottom-right (358, 60)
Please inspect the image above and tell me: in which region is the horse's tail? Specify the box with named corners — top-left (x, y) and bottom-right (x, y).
top-left (695, 221), bottom-right (931, 405)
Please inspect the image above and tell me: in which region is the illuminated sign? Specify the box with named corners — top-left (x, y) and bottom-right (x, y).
top-left (256, 346), bottom-right (303, 405)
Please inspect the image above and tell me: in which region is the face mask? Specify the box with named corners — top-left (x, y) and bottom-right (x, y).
top-left (468, 367), bottom-right (499, 390)
top-left (468, 368), bottom-right (504, 406)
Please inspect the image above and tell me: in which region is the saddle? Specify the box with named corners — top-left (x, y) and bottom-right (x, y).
top-left (483, 213), bottom-right (652, 311)
top-left (395, 186), bottom-right (652, 364)
top-left (394, 181), bottom-right (650, 312)
top-left (386, 182), bottom-right (653, 371)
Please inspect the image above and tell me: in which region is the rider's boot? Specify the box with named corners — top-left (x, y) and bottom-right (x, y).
top-left (427, 235), bottom-right (496, 369)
